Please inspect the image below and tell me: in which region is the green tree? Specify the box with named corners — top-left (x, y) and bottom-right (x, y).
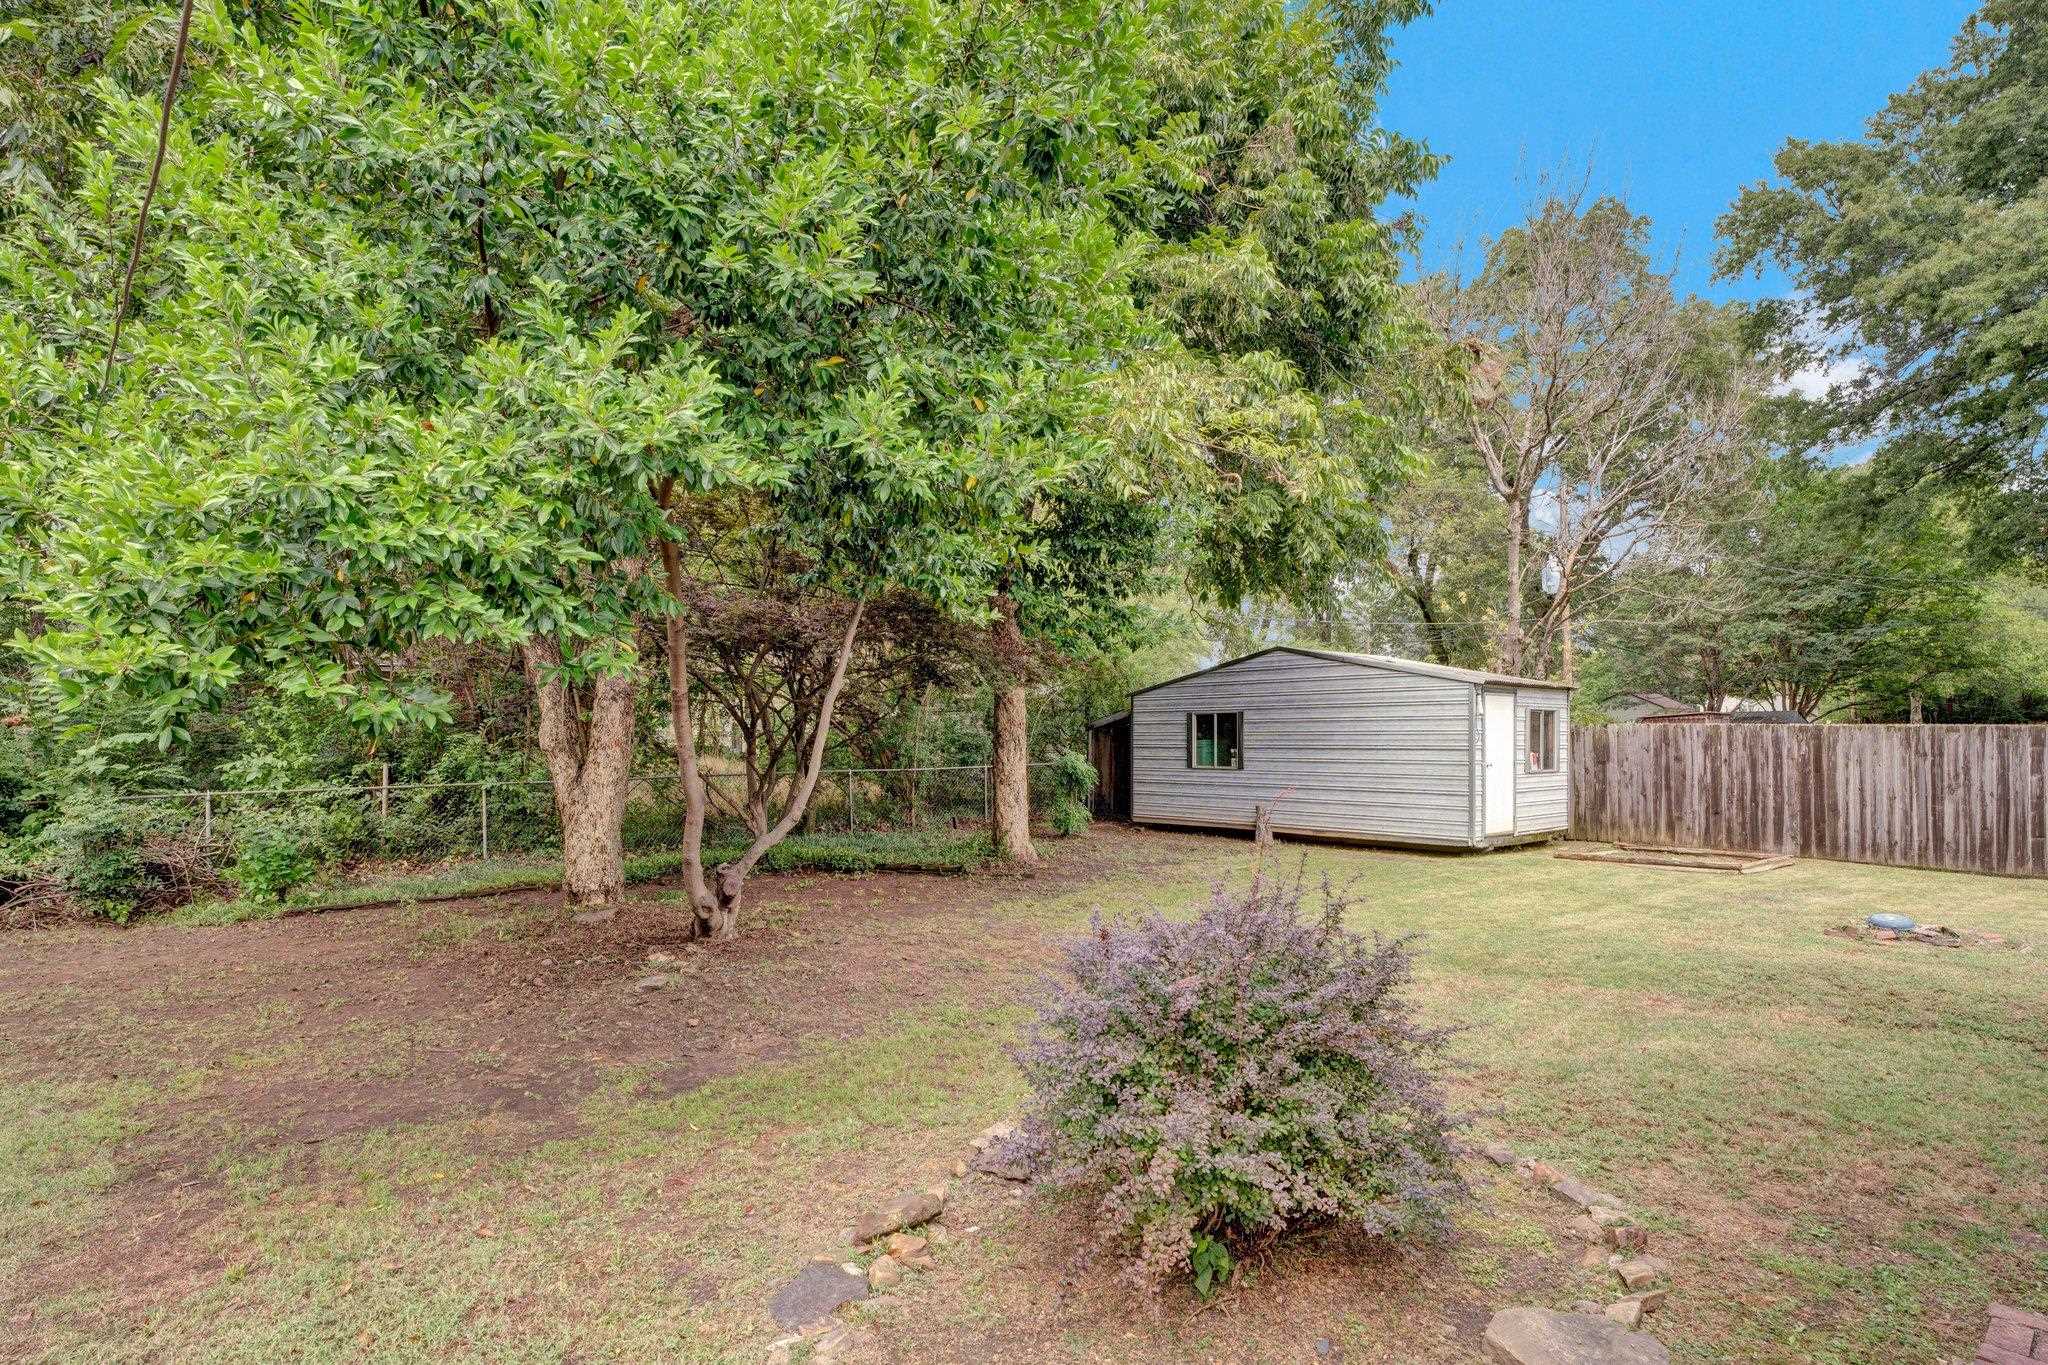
top-left (1719, 0), bottom-right (2048, 563)
top-left (1594, 465), bottom-right (1986, 720)
top-left (5, 0), bottom-right (1163, 926)
top-left (1412, 190), bottom-right (1760, 680)
top-left (982, 0), bottom-right (1438, 860)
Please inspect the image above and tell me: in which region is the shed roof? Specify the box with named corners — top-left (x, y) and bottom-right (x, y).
top-left (1128, 646), bottom-right (1572, 699)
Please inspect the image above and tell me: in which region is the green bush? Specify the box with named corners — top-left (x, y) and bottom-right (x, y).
top-left (627, 830), bottom-right (994, 879)
top-left (1050, 799), bottom-right (1090, 837)
top-left (1045, 749), bottom-right (1096, 805)
top-left (226, 832), bottom-right (317, 902)
top-left (12, 793), bottom-right (207, 922)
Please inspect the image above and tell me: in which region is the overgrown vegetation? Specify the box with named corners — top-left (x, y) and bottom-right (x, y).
top-left (1017, 870), bottom-right (1468, 1292)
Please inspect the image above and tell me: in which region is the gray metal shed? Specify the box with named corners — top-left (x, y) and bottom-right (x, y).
top-left (1101, 646), bottom-right (1574, 849)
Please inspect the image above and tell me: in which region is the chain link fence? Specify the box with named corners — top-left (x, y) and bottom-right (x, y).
top-left (111, 762), bottom-right (1056, 869)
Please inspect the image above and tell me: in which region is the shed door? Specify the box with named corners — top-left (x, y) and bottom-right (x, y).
top-left (1483, 692), bottom-right (1516, 836)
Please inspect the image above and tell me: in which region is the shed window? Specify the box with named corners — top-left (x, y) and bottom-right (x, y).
top-left (1526, 708), bottom-right (1559, 773)
top-left (1187, 711), bottom-right (1242, 769)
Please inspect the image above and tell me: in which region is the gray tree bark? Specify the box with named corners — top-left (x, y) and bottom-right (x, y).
top-left (989, 593), bottom-right (1038, 864)
top-left (524, 639), bottom-right (636, 909)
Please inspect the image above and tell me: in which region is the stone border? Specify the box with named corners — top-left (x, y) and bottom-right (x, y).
top-left (1473, 1141), bottom-right (1676, 1362)
top-left (763, 1119), bottom-right (1026, 1362)
top-left (767, 1126), bottom-right (1679, 1362)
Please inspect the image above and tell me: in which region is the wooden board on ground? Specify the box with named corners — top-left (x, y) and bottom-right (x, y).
top-left (1556, 843), bottom-right (1794, 874)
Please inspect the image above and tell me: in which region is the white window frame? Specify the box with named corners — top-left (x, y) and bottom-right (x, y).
top-left (1525, 708), bottom-right (1559, 774)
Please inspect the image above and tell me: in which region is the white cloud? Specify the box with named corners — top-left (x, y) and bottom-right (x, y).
top-left (1773, 355), bottom-right (1869, 402)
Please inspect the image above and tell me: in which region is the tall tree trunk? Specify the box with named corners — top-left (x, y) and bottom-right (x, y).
top-left (989, 592), bottom-right (1038, 863)
top-left (1502, 489), bottom-right (1527, 675)
top-left (1557, 596), bottom-right (1576, 685)
top-left (523, 640), bottom-right (635, 909)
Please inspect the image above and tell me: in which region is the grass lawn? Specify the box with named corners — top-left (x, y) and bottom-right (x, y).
top-left (2, 828), bottom-right (2042, 1363)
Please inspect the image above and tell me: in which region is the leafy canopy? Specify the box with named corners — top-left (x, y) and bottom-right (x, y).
top-left (1719, 0), bottom-right (2048, 562)
top-left (5, 0), bottom-right (1167, 741)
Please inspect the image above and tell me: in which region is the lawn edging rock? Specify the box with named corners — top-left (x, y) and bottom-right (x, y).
top-left (852, 1188), bottom-right (945, 1243)
top-left (1483, 1306), bottom-right (1669, 1364)
top-left (1477, 1141), bottom-right (1676, 1355)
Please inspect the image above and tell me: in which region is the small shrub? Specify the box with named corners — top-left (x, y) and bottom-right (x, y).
top-left (1016, 869), bottom-right (1467, 1293)
top-left (1045, 749), bottom-right (1096, 806)
top-left (226, 832), bottom-right (317, 902)
top-left (1049, 799), bottom-right (1090, 837)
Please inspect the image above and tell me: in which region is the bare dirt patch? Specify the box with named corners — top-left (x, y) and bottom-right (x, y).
top-left (0, 830), bottom-right (1207, 1358)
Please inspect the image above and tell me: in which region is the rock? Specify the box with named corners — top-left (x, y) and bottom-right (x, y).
top-left (1589, 1206), bottom-right (1629, 1228)
top-left (1571, 1301), bottom-right (1603, 1316)
top-left (853, 1189), bottom-right (944, 1243)
top-left (1910, 926), bottom-right (1962, 948)
top-left (926, 1224), bottom-right (951, 1248)
top-left (767, 1264), bottom-right (867, 1329)
top-left (867, 1256), bottom-right (903, 1290)
top-left (970, 1119), bottom-right (1019, 1152)
top-left (573, 907), bottom-right (617, 926)
top-left (1613, 1256), bottom-right (1669, 1292)
top-left (1605, 1299), bottom-right (1643, 1328)
top-left (1605, 1224), bottom-right (1648, 1253)
top-left (1483, 1307), bottom-right (1669, 1365)
top-left (1530, 1161), bottom-right (1564, 1184)
top-left (1632, 1288), bottom-right (1668, 1315)
top-left (971, 1143), bottom-right (1032, 1182)
top-left (633, 974), bottom-right (670, 992)
top-left (1550, 1175), bottom-right (1626, 1212)
top-left (1566, 1215), bottom-right (1604, 1243)
top-left (804, 1323), bottom-right (856, 1361)
top-left (1580, 1244), bottom-right (1609, 1269)
top-left (897, 1249), bottom-right (935, 1272)
top-left (1482, 1141), bottom-right (1520, 1166)
top-left (1872, 929), bottom-right (1899, 942)
top-left (952, 1159), bottom-right (969, 1178)
top-left (883, 1233), bottom-right (927, 1258)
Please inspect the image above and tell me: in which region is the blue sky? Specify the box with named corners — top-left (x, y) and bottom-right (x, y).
top-left (1379, 1), bottom-right (1977, 303)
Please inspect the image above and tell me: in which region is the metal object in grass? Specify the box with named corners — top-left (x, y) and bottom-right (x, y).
top-left (1866, 912), bottom-right (1916, 932)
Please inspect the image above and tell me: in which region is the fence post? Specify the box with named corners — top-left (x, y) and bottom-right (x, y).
top-left (480, 782), bottom-right (490, 861)
top-left (201, 789), bottom-right (212, 845)
top-left (909, 768), bottom-right (918, 831)
top-left (378, 763), bottom-right (390, 821)
top-left (983, 765), bottom-right (991, 824)
top-left (846, 771), bottom-right (856, 833)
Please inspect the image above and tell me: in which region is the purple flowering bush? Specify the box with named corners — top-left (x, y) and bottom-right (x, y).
top-left (1016, 870), bottom-right (1468, 1293)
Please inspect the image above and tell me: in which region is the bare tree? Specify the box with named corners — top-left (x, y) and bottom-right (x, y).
top-left (1413, 183), bottom-right (1760, 679)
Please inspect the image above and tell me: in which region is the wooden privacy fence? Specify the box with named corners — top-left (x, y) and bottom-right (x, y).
top-left (1569, 723), bottom-right (2048, 878)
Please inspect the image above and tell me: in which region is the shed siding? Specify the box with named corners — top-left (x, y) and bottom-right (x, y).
top-left (1514, 688), bottom-right (1572, 834)
top-left (1131, 651), bottom-right (1478, 845)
